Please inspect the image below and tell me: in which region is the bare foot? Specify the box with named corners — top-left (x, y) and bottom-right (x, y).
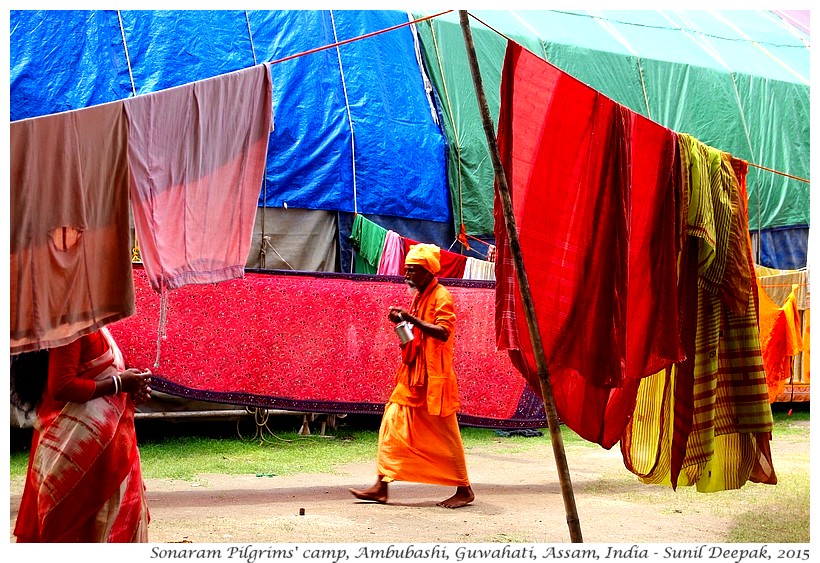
top-left (437, 485), bottom-right (475, 509)
top-left (349, 481), bottom-right (388, 504)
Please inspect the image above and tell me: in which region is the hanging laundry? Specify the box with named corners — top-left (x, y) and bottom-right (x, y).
top-left (757, 280), bottom-right (803, 403)
top-left (377, 230), bottom-right (406, 276)
top-left (755, 265), bottom-right (810, 398)
top-left (350, 214), bottom-right (388, 274)
top-left (10, 102), bottom-right (135, 354)
top-left (125, 63), bottom-right (272, 291)
top-left (494, 42), bottom-right (683, 448)
top-left (755, 265), bottom-right (809, 309)
top-left (463, 257), bottom-right (495, 281)
top-left (404, 238), bottom-right (466, 279)
top-left (622, 143), bottom-right (776, 492)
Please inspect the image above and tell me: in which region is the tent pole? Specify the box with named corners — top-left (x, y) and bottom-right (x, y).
top-left (458, 11), bottom-right (583, 543)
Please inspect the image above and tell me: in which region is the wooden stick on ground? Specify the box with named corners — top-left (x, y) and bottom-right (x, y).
top-left (458, 10), bottom-right (583, 543)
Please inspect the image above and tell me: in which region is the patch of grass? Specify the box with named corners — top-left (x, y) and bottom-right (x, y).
top-left (137, 430), bottom-right (379, 480)
top-left (10, 453), bottom-right (29, 476)
top-left (9, 408), bottom-right (807, 482)
top-left (728, 501), bottom-right (811, 543)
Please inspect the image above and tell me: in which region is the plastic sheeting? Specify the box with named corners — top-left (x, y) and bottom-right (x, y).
top-left (10, 10), bottom-right (809, 236)
top-left (10, 10), bottom-right (451, 224)
top-left (413, 10), bottom-right (810, 233)
top-left (751, 226), bottom-right (810, 270)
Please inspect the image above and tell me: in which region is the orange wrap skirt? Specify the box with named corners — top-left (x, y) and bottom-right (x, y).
top-left (376, 401), bottom-right (470, 487)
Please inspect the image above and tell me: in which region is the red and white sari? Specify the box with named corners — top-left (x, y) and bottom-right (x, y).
top-left (14, 329), bottom-right (149, 542)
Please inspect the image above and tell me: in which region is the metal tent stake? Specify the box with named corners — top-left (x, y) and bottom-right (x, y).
top-left (458, 11), bottom-right (583, 543)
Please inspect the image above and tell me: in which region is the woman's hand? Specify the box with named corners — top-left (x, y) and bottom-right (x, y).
top-left (121, 368), bottom-right (152, 404)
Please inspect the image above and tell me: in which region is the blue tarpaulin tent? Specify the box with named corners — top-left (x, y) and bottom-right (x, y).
top-left (10, 9), bottom-right (810, 267)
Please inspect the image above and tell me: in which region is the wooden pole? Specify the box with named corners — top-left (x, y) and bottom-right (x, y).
top-left (458, 11), bottom-right (583, 543)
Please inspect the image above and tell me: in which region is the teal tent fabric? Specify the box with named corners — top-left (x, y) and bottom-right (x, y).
top-left (413, 10), bottom-right (810, 234)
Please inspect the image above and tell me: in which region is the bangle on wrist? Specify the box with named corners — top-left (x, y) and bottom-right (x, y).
top-left (112, 375), bottom-right (119, 394)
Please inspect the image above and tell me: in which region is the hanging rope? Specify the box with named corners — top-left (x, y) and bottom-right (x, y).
top-left (245, 11), bottom-right (258, 66)
top-left (330, 10), bottom-right (358, 217)
top-left (153, 283), bottom-right (169, 369)
top-left (260, 236), bottom-right (294, 270)
top-left (117, 11), bottom-right (138, 97)
top-left (267, 10), bottom-right (452, 67)
top-left (747, 163), bottom-right (810, 184)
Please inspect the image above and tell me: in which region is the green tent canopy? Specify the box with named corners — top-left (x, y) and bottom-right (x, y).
top-left (414, 10), bottom-right (810, 237)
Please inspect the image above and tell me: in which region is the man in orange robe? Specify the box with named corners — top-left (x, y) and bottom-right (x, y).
top-left (350, 244), bottom-right (474, 508)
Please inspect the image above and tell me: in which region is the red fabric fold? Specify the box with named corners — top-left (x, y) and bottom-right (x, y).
top-left (495, 42), bottom-right (683, 447)
top-left (403, 238), bottom-right (467, 279)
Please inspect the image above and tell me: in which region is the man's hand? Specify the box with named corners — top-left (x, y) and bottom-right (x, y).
top-left (388, 306), bottom-right (410, 324)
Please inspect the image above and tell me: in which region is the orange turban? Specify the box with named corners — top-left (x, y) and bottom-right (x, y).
top-left (405, 243), bottom-right (441, 275)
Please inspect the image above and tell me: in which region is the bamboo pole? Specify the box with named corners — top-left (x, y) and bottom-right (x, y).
top-left (458, 11), bottom-right (583, 543)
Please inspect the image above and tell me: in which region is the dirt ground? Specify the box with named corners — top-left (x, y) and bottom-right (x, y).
top-left (8, 426), bottom-right (808, 544)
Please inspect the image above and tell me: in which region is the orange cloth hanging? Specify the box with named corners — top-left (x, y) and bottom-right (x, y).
top-left (757, 280), bottom-right (803, 403)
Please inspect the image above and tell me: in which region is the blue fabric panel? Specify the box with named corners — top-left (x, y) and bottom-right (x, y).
top-left (755, 226), bottom-right (809, 270)
top-left (118, 11), bottom-right (254, 94)
top-left (10, 10), bottom-right (131, 120)
top-left (249, 10), bottom-right (450, 222)
top-left (248, 11), bottom-right (354, 213)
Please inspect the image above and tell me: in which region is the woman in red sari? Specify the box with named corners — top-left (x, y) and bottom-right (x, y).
top-left (11, 327), bottom-right (153, 542)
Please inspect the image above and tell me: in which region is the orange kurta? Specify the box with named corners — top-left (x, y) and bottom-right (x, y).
top-left (377, 281), bottom-right (469, 487)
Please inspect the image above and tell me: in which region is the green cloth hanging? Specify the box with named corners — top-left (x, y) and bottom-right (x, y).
top-left (350, 214), bottom-right (388, 274)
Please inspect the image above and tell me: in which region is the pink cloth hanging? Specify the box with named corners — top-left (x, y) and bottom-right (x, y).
top-left (377, 230), bottom-right (406, 275)
top-left (10, 102), bottom-right (135, 354)
top-left (125, 63), bottom-right (273, 291)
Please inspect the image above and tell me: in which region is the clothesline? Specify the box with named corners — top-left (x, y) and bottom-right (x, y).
top-left (267, 10), bottom-right (453, 66)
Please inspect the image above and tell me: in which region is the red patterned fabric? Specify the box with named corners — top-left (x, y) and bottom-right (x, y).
top-left (495, 42), bottom-right (683, 447)
top-left (109, 268), bottom-right (536, 426)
